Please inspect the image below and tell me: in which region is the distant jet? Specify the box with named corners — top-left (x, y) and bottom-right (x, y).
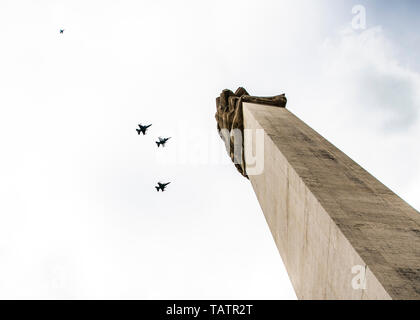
top-left (155, 182), bottom-right (171, 192)
top-left (60, 29), bottom-right (64, 34)
top-left (156, 137), bottom-right (171, 147)
top-left (136, 124), bottom-right (152, 135)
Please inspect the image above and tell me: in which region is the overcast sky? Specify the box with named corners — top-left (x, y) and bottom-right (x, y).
top-left (0, 0), bottom-right (419, 299)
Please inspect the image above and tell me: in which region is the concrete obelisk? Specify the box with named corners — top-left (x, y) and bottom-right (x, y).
top-left (242, 102), bottom-right (420, 299)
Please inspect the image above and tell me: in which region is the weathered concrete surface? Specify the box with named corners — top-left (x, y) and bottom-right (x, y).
top-left (243, 103), bottom-right (420, 300)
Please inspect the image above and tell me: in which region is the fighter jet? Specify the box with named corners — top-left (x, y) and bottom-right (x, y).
top-left (156, 137), bottom-right (171, 147)
top-left (155, 182), bottom-right (171, 192)
top-left (60, 29), bottom-right (64, 34)
top-left (136, 124), bottom-right (152, 135)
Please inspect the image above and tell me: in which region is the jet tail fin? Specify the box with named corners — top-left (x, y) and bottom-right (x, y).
top-left (155, 187), bottom-right (160, 192)
top-left (156, 141), bottom-right (161, 147)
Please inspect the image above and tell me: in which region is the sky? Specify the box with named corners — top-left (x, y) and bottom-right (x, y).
top-left (0, 0), bottom-right (419, 299)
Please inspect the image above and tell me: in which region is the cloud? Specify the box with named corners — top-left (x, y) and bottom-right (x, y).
top-left (321, 26), bottom-right (420, 132)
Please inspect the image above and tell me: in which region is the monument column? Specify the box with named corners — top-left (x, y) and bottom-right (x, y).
top-left (242, 102), bottom-right (420, 300)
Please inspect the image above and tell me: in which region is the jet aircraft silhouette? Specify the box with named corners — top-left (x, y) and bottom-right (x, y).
top-left (156, 137), bottom-right (171, 147)
top-left (155, 182), bottom-right (171, 192)
top-left (136, 124), bottom-right (152, 135)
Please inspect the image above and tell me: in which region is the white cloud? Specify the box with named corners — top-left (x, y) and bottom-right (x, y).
top-left (322, 26), bottom-right (420, 131)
